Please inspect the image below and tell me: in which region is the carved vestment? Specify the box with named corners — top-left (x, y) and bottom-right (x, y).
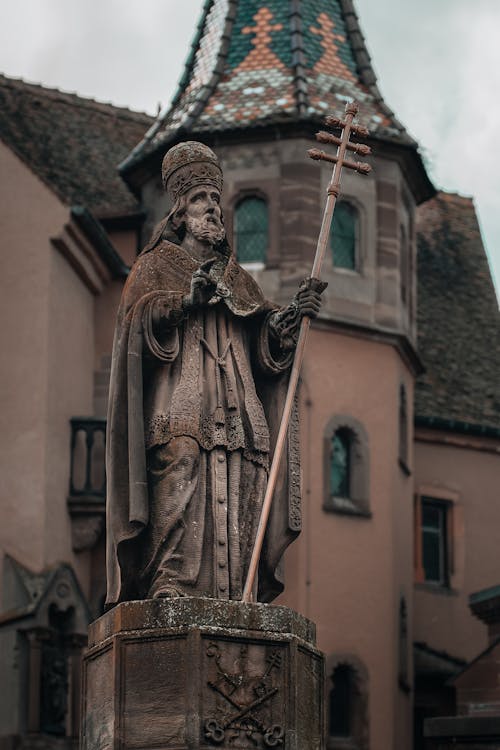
top-left (106, 240), bottom-right (301, 605)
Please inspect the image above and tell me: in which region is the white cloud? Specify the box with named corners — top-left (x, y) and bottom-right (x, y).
top-left (356, 0), bottom-right (500, 297)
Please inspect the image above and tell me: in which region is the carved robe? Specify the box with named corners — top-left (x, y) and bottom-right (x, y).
top-left (106, 240), bottom-right (301, 606)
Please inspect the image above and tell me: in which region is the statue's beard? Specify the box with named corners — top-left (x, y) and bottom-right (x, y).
top-left (185, 214), bottom-right (226, 246)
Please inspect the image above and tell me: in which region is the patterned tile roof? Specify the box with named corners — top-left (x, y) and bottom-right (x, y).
top-left (123, 0), bottom-right (413, 171)
top-left (0, 74), bottom-right (153, 216)
top-left (416, 192), bottom-right (500, 430)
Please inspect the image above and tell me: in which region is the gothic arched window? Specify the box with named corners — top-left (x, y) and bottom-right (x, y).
top-left (324, 416), bottom-right (370, 517)
top-left (330, 200), bottom-right (359, 270)
top-left (234, 196), bottom-right (268, 265)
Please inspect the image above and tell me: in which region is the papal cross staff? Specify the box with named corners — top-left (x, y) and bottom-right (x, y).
top-left (242, 101), bottom-right (372, 603)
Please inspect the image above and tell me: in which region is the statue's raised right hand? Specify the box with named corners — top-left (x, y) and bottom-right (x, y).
top-left (183, 257), bottom-right (218, 309)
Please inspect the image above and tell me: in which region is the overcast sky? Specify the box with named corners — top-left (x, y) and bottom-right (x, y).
top-left (1, 0), bottom-right (499, 299)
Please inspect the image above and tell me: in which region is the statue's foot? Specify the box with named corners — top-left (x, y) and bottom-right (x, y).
top-left (152, 585), bottom-right (185, 599)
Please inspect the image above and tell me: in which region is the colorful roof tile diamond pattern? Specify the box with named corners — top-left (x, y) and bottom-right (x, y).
top-left (124, 0), bottom-right (411, 168)
top-left (202, 2), bottom-right (296, 126)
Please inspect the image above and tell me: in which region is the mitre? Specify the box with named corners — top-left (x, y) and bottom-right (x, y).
top-left (162, 141), bottom-right (223, 203)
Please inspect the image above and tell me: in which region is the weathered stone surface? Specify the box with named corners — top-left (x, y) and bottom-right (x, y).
top-left (82, 598), bottom-right (324, 750)
top-left (106, 142), bottom-right (327, 607)
top-left (88, 597), bottom-right (316, 647)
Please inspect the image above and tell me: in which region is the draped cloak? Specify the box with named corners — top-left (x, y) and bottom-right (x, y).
top-left (105, 239), bottom-right (301, 606)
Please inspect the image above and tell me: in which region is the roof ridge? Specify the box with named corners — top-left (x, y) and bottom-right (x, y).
top-left (176, 0), bottom-right (240, 134)
top-left (289, 0), bottom-right (309, 115)
top-left (436, 189), bottom-right (474, 203)
top-left (169, 0), bottom-right (215, 111)
top-left (0, 72), bottom-right (153, 123)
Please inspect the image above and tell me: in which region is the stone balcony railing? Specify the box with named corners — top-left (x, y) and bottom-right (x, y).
top-left (67, 417), bottom-right (106, 552)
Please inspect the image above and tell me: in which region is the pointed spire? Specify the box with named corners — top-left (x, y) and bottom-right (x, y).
top-left (121, 0), bottom-right (415, 173)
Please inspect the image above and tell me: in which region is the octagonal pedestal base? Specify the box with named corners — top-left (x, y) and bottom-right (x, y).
top-left (82, 598), bottom-right (324, 750)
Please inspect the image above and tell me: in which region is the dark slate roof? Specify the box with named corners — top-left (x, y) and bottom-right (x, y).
top-left (123, 0), bottom-right (415, 171)
top-left (414, 641), bottom-right (466, 679)
top-left (416, 192), bottom-right (500, 430)
top-left (0, 74), bottom-right (153, 216)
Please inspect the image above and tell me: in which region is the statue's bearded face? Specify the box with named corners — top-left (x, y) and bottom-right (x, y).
top-left (182, 185), bottom-right (226, 246)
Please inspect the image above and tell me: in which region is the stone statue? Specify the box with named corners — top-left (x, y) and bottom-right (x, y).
top-left (105, 142), bottom-right (323, 606)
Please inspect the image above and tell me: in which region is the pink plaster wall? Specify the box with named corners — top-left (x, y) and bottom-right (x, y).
top-left (0, 142), bottom-right (94, 599)
top-left (44, 245), bottom-right (94, 590)
top-left (278, 325), bottom-right (415, 750)
top-left (107, 229), bottom-right (137, 268)
top-left (0, 143), bottom-right (65, 577)
top-left (414, 436), bottom-right (500, 662)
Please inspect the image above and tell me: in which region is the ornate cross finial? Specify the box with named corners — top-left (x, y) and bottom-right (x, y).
top-left (308, 104), bottom-right (371, 195)
top-left (306, 102), bottom-right (371, 271)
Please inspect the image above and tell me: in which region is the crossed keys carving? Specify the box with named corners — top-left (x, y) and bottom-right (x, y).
top-left (204, 642), bottom-right (284, 747)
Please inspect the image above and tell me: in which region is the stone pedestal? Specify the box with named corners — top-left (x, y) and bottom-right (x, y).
top-left (82, 598), bottom-right (324, 750)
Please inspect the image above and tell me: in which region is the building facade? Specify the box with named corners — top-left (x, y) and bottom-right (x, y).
top-left (0, 1), bottom-right (499, 748)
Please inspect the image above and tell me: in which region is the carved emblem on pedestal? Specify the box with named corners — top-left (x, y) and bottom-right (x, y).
top-left (203, 641), bottom-right (285, 748)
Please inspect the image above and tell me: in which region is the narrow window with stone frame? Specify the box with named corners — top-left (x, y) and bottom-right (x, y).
top-left (323, 416), bottom-right (370, 517)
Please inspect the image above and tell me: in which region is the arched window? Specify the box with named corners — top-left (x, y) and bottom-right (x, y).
top-left (326, 655), bottom-right (369, 750)
top-left (330, 429), bottom-right (351, 498)
top-left (324, 416), bottom-right (370, 517)
top-left (330, 200), bottom-right (359, 270)
top-left (234, 196), bottom-right (268, 265)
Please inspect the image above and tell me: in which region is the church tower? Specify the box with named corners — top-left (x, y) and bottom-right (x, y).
top-left (121, 3), bottom-right (434, 748)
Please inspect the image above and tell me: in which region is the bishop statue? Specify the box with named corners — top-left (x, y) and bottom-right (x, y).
top-left (105, 141), bottom-right (323, 606)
